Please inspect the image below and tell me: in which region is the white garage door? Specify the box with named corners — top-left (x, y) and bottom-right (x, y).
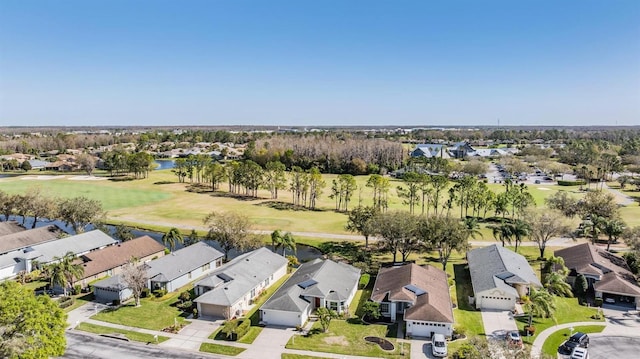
top-left (479, 295), bottom-right (514, 310)
top-left (408, 321), bottom-right (449, 338)
top-left (260, 309), bottom-right (302, 327)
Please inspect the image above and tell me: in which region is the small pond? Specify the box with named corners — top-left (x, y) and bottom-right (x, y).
top-left (153, 159), bottom-right (176, 170)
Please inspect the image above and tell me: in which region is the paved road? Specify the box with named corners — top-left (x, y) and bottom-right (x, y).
top-left (589, 335), bottom-right (640, 359)
top-left (61, 331), bottom-right (222, 359)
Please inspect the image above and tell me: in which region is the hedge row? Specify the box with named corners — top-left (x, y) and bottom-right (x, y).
top-left (557, 180), bottom-right (586, 186)
top-left (220, 318), bottom-right (251, 341)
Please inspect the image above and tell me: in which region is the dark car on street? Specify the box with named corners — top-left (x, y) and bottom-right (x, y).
top-left (559, 332), bottom-right (590, 355)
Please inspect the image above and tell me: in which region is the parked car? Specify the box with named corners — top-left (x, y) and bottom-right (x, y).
top-left (559, 332), bottom-right (590, 354)
top-left (571, 347), bottom-right (589, 359)
top-left (431, 333), bottom-right (447, 357)
top-left (508, 330), bottom-right (523, 347)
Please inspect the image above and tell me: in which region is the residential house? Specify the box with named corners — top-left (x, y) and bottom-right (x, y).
top-left (410, 144), bottom-right (451, 159)
top-left (0, 225), bottom-right (66, 280)
top-left (467, 244), bottom-right (542, 310)
top-left (93, 242), bottom-right (224, 303)
top-left (73, 235), bottom-right (166, 288)
top-left (555, 243), bottom-right (640, 309)
top-left (449, 141), bottom-right (475, 159)
top-left (260, 259), bottom-right (360, 327)
top-left (371, 263), bottom-right (454, 338)
top-left (146, 242), bottom-right (223, 293)
top-left (194, 247), bottom-right (288, 319)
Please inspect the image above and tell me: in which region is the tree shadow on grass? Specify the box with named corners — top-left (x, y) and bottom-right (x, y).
top-left (453, 263), bottom-right (475, 312)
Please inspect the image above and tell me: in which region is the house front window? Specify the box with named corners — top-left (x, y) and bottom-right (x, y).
top-left (380, 303), bottom-right (390, 314)
top-left (328, 301), bottom-right (338, 311)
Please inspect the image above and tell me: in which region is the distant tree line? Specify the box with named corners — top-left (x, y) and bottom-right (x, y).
top-left (245, 134), bottom-right (405, 175)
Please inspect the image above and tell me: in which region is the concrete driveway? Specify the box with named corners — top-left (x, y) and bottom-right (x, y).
top-left (410, 338), bottom-right (437, 359)
top-left (239, 326), bottom-right (295, 359)
top-left (481, 309), bottom-right (519, 338)
top-left (160, 318), bottom-right (222, 351)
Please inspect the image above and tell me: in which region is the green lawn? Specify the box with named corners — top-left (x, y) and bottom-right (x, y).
top-left (282, 355), bottom-right (332, 359)
top-left (286, 320), bottom-right (409, 358)
top-left (515, 297), bottom-right (604, 345)
top-left (75, 322), bottom-right (170, 344)
top-left (6, 169), bottom-right (635, 236)
top-left (237, 327), bottom-right (263, 344)
top-left (92, 295), bottom-right (188, 331)
top-left (541, 325), bottom-right (605, 357)
top-left (21, 280), bottom-right (48, 292)
top-left (199, 342), bottom-right (246, 356)
top-left (0, 176), bottom-right (171, 211)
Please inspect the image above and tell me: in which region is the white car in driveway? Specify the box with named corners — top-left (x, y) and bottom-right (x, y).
top-left (432, 334), bottom-right (447, 357)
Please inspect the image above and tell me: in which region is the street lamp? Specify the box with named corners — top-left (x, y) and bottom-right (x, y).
top-left (569, 326), bottom-right (574, 338)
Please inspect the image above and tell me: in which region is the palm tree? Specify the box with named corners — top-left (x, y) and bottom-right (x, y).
top-left (491, 221), bottom-right (513, 247)
top-left (525, 288), bottom-right (556, 328)
top-left (544, 272), bottom-right (573, 298)
top-left (48, 251), bottom-right (84, 296)
top-left (463, 217), bottom-right (484, 240)
top-left (281, 232), bottom-right (297, 256)
top-left (271, 229), bottom-right (284, 253)
top-left (162, 227), bottom-right (184, 252)
top-left (509, 219), bottom-right (530, 253)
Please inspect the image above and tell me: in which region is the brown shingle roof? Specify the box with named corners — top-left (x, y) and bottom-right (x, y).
top-left (555, 243), bottom-right (633, 278)
top-left (371, 263), bottom-right (454, 323)
top-left (77, 236), bottom-right (165, 279)
top-left (0, 221), bottom-right (25, 236)
top-left (0, 225), bottom-right (63, 253)
top-left (594, 272), bottom-right (640, 296)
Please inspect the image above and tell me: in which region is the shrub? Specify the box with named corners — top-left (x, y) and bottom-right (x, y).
top-left (154, 288), bottom-right (167, 298)
top-left (179, 291), bottom-right (191, 302)
top-left (112, 299), bottom-right (121, 306)
top-left (58, 296), bottom-right (75, 309)
top-left (73, 284), bottom-right (82, 295)
top-left (192, 308), bottom-right (198, 318)
top-left (219, 318), bottom-right (251, 341)
top-left (234, 319), bottom-right (251, 340)
top-left (177, 300), bottom-right (193, 311)
top-left (359, 273), bottom-right (371, 289)
top-left (141, 288), bottom-right (151, 298)
top-left (595, 298), bottom-right (603, 307)
top-left (557, 180), bottom-right (586, 186)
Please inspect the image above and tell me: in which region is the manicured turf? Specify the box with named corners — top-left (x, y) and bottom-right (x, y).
top-left (285, 319), bottom-right (409, 358)
top-left (3, 170), bottom-right (638, 235)
top-left (0, 176), bottom-right (170, 211)
top-left (91, 296), bottom-right (188, 331)
top-left (237, 327), bottom-right (263, 344)
top-left (541, 325), bottom-right (605, 357)
top-left (199, 342), bottom-right (246, 356)
top-left (75, 322), bottom-right (170, 344)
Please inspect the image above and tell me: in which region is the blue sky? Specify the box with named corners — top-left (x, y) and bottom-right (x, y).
top-left (1, 0), bottom-right (638, 127)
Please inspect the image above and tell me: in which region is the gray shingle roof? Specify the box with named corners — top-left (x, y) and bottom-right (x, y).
top-left (261, 259), bottom-right (360, 313)
top-left (33, 230), bottom-right (117, 263)
top-left (93, 274), bottom-right (128, 290)
top-left (194, 247), bottom-right (288, 306)
top-left (467, 244), bottom-right (541, 296)
top-left (146, 242), bottom-right (223, 283)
